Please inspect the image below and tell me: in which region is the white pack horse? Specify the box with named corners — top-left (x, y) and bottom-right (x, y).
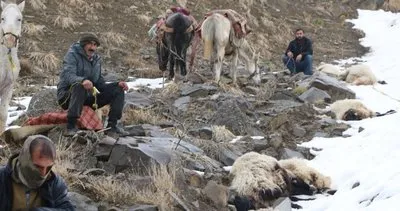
top-left (201, 12), bottom-right (261, 85)
top-left (0, 0), bottom-right (25, 134)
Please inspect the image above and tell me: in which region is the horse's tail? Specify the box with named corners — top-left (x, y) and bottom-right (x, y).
top-left (201, 16), bottom-right (215, 60)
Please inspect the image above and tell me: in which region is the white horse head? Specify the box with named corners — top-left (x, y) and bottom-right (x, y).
top-left (0, 1), bottom-right (24, 49)
top-left (239, 40), bottom-right (261, 85)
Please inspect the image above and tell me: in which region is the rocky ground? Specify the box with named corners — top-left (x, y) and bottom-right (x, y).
top-left (2, 0), bottom-right (400, 210)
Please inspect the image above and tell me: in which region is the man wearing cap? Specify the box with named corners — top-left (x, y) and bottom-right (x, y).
top-left (57, 33), bottom-right (129, 137)
top-left (0, 135), bottom-right (74, 210)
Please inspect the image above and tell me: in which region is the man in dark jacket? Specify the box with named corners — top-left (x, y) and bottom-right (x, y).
top-left (282, 28), bottom-right (313, 75)
top-left (0, 135), bottom-right (74, 210)
top-left (57, 32), bottom-right (129, 137)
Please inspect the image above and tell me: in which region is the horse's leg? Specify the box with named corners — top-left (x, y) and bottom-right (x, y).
top-left (231, 49), bottom-right (239, 85)
top-left (214, 47), bottom-right (225, 85)
top-left (168, 50), bottom-right (175, 80)
top-left (0, 87), bottom-right (13, 134)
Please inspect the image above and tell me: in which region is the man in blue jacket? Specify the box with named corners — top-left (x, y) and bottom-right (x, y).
top-left (0, 135), bottom-right (74, 210)
top-left (57, 33), bottom-right (129, 137)
top-left (282, 28), bottom-right (313, 75)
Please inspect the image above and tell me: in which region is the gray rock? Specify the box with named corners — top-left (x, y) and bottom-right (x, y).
top-left (68, 192), bottom-right (98, 211)
top-left (142, 124), bottom-right (175, 138)
top-left (242, 86), bottom-right (259, 95)
top-left (298, 87), bottom-right (331, 104)
top-left (270, 90), bottom-right (299, 101)
top-left (124, 91), bottom-right (154, 109)
top-left (26, 89), bottom-right (61, 117)
top-left (307, 73), bottom-right (356, 101)
top-left (202, 181), bottom-right (228, 208)
top-left (107, 136), bottom-right (204, 173)
top-left (273, 197), bottom-right (292, 211)
top-left (125, 125), bottom-right (146, 136)
top-left (180, 84), bottom-right (218, 97)
top-left (281, 148), bottom-right (305, 159)
top-left (127, 204), bottom-right (158, 211)
top-left (95, 137), bottom-right (117, 161)
top-left (210, 99), bottom-right (252, 135)
top-left (292, 125), bottom-right (307, 137)
top-left (173, 96), bottom-right (191, 112)
top-left (188, 127), bottom-right (213, 140)
top-left (219, 147), bottom-right (241, 166)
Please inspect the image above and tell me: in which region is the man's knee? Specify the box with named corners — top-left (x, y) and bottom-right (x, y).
top-left (70, 83), bottom-right (86, 95)
top-left (282, 54), bottom-right (289, 63)
top-left (304, 55), bottom-right (313, 62)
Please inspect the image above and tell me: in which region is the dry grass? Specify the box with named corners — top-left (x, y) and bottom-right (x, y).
top-left (88, 163), bottom-right (178, 208)
top-left (22, 23), bottom-right (46, 37)
top-left (25, 40), bottom-right (41, 52)
top-left (160, 82), bottom-right (181, 98)
top-left (256, 79), bottom-right (277, 100)
top-left (29, 0), bottom-right (47, 10)
top-left (101, 32), bottom-right (128, 47)
top-left (54, 14), bottom-right (79, 30)
top-left (292, 86), bottom-right (308, 96)
top-left (219, 83), bottom-right (245, 96)
top-left (29, 52), bottom-right (60, 72)
top-left (191, 138), bottom-right (230, 161)
top-left (211, 125), bottom-right (235, 143)
top-left (52, 139), bottom-right (178, 208)
top-left (121, 107), bottom-right (166, 125)
top-left (52, 140), bottom-right (82, 188)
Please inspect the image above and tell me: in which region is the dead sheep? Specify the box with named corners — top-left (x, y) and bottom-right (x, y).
top-left (317, 63), bottom-right (384, 85)
top-left (330, 99), bottom-right (375, 121)
top-left (229, 152), bottom-right (333, 210)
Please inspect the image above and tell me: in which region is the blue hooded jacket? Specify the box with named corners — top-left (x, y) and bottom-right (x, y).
top-left (0, 154), bottom-right (75, 210)
top-left (56, 42), bottom-right (107, 101)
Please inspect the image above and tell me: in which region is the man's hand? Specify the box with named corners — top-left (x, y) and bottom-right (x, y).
top-left (82, 79), bottom-right (93, 90)
top-left (296, 54), bottom-right (302, 62)
top-left (118, 81), bottom-right (129, 91)
top-left (287, 51), bottom-right (293, 58)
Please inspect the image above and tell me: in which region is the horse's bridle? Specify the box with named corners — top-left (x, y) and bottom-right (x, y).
top-left (248, 67), bottom-right (260, 80)
top-left (1, 31), bottom-right (20, 48)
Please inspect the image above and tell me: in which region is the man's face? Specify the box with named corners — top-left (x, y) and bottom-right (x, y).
top-left (31, 147), bottom-right (54, 177)
top-left (84, 41), bottom-right (98, 57)
top-left (295, 30), bottom-right (304, 39)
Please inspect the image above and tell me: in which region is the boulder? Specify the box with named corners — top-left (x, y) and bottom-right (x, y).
top-left (298, 87), bottom-right (331, 104)
top-left (305, 73), bottom-right (355, 101)
top-left (26, 89), bottom-right (61, 117)
top-left (124, 91), bottom-right (154, 109)
top-left (180, 84), bottom-right (218, 97)
top-left (68, 192), bottom-right (98, 211)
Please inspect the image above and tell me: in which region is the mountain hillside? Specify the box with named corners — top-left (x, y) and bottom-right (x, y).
top-left (15, 0), bottom-right (387, 90)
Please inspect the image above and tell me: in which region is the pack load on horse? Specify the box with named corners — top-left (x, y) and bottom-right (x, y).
top-left (193, 9), bottom-right (260, 85)
top-left (153, 6), bottom-right (197, 81)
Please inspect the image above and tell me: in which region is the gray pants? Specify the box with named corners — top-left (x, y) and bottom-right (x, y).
top-left (58, 83), bottom-right (124, 127)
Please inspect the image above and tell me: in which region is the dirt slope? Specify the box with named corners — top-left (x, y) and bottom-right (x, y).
top-left (13, 0), bottom-right (378, 89)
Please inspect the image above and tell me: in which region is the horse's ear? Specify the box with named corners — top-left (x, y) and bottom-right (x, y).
top-left (18, 1), bottom-right (25, 12)
top-left (1, 1), bottom-right (6, 10)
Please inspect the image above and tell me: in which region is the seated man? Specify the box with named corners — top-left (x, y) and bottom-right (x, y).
top-left (0, 135), bottom-right (74, 210)
top-left (57, 33), bottom-right (129, 137)
top-left (282, 28), bottom-right (313, 75)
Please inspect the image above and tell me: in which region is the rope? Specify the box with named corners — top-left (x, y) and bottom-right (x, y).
top-left (7, 50), bottom-right (16, 71)
top-left (372, 85), bottom-right (400, 103)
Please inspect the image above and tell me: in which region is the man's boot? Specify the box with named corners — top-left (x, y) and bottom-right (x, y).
top-left (63, 118), bottom-right (78, 137)
top-left (106, 121), bottom-right (129, 137)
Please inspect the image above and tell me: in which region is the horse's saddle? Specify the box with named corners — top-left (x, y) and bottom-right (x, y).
top-left (199, 9), bottom-right (252, 39)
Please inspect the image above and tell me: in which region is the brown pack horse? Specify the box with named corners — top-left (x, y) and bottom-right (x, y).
top-left (157, 12), bottom-right (195, 80)
top-left (201, 12), bottom-right (261, 85)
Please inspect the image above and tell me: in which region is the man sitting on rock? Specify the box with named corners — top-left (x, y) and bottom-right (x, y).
top-left (282, 28), bottom-right (313, 75)
top-left (57, 33), bottom-right (129, 137)
top-left (0, 135), bottom-right (74, 210)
